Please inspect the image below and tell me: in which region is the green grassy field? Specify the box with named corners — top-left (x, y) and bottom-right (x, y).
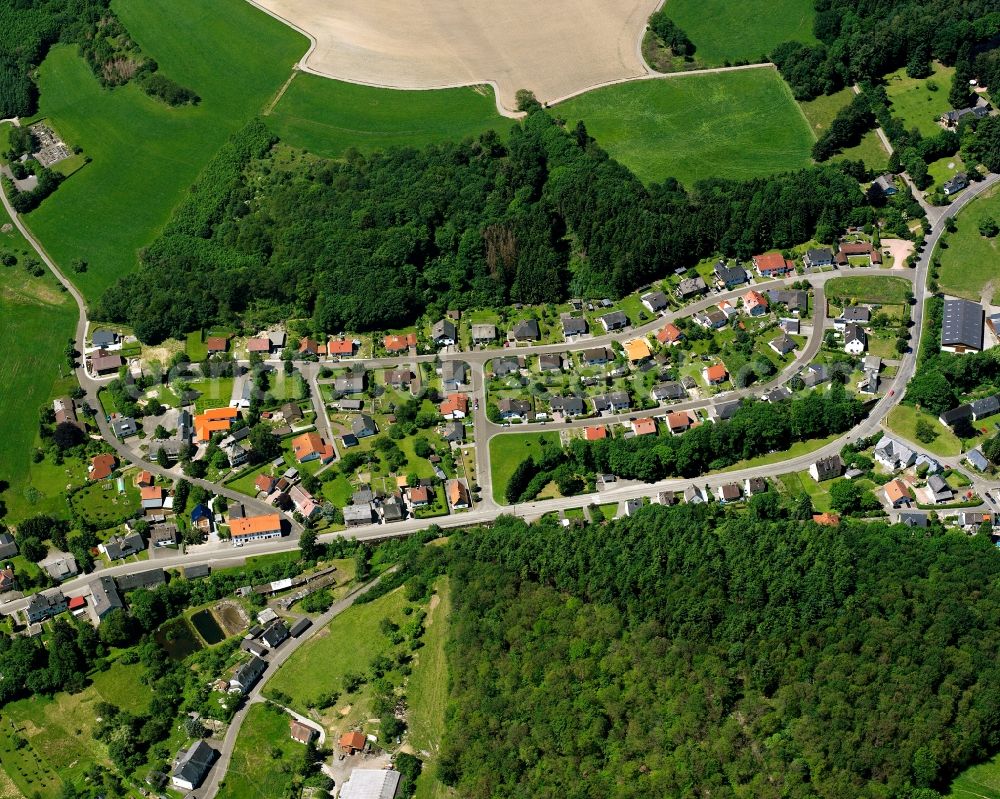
top-left (410, 578), bottom-right (453, 799)
top-left (798, 88), bottom-right (890, 171)
top-left (826, 275), bottom-right (912, 305)
top-left (266, 73), bottom-right (507, 159)
top-left (884, 62), bottom-right (956, 138)
top-left (0, 202), bottom-right (79, 522)
top-left (778, 470), bottom-right (833, 512)
top-left (718, 435), bottom-right (841, 473)
top-left (216, 703), bottom-right (300, 799)
top-left (69, 479), bottom-right (140, 529)
top-left (489, 431), bottom-right (559, 505)
top-left (663, 0), bottom-right (816, 65)
top-left (948, 754), bottom-right (1000, 799)
top-left (24, 0), bottom-right (307, 303)
top-left (886, 405), bottom-right (962, 457)
top-left (556, 69), bottom-right (814, 185)
top-left (938, 185), bottom-right (1000, 302)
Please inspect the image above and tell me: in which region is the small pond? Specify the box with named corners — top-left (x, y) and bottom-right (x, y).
top-left (155, 617), bottom-right (203, 660)
top-left (191, 609), bottom-right (226, 645)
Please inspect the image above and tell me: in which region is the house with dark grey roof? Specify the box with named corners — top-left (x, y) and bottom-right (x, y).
top-left (184, 564), bottom-right (210, 579)
top-left (809, 455), bottom-right (843, 482)
top-left (769, 333), bottom-right (797, 356)
top-left (712, 400), bottom-right (741, 422)
top-left (550, 396), bottom-right (585, 416)
top-left (941, 105), bottom-right (989, 127)
top-left (561, 315), bottom-right (588, 337)
top-left (171, 741), bottom-right (217, 791)
top-left (599, 311), bottom-right (628, 331)
top-left (767, 289), bottom-right (808, 315)
top-left (91, 329), bottom-right (119, 349)
top-left (115, 568), bottom-right (165, 593)
top-left (471, 324), bottom-right (496, 343)
top-left (941, 299), bottom-right (983, 353)
top-left (343, 504), bottom-right (374, 527)
top-left (431, 319), bottom-right (457, 346)
top-left (230, 655), bottom-right (267, 694)
top-left (90, 576), bottom-right (123, 619)
top-left (926, 474), bottom-right (954, 504)
top-left (582, 347), bottom-right (612, 366)
top-left (441, 360), bottom-right (466, 389)
top-left (25, 590), bottom-right (67, 623)
top-left (939, 404), bottom-right (973, 428)
top-left (843, 323), bottom-right (867, 355)
top-left (289, 618), bottom-right (312, 637)
top-left (896, 511), bottom-right (928, 528)
top-left (651, 381), bottom-right (685, 402)
top-left (334, 374), bottom-right (366, 395)
top-left (101, 531), bottom-right (144, 561)
top-left (538, 353), bottom-right (563, 372)
top-left (835, 306), bottom-right (871, 328)
top-left (0, 532), bottom-right (17, 559)
top-left (443, 420), bottom-right (465, 442)
top-left (713, 261), bottom-right (748, 288)
top-left (592, 392), bottom-right (630, 414)
top-left (110, 415), bottom-right (137, 438)
top-left (498, 398), bottom-right (531, 419)
top-left (641, 291), bottom-right (669, 313)
top-left (352, 414), bottom-right (377, 438)
top-left (871, 175), bottom-right (897, 196)
top-left (970, 394), bottom-right (1000, 420)
top-left (510, 319), bottom-right (540, 342)
top-left (261, 621), bottom-right (290, 650)
top-left (943, 172), bottom-right (969, 197)
top-left (803, 248), bottom-right (834, 268)
top-left (676, 276), bottom-right (708, 299)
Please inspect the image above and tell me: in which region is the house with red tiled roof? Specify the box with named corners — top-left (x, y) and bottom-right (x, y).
top-left (812, 512), bottom-right (841, 527)
top-left (246, 337), bottom-right (271, 354)
top-left (704, 364), bottom-right (728, 385)
top-left (656, 323), bottom-right (683, 346)
top-left (298, 337), bottom-right (327, 357)
top-left (753, 252), bottom-right (794, 277)
top-left (291, 432), bottom-right (335, 464)
top-left (89, 454), bottom-right (116, 481)
top-left (137, 470), bottom-right (153, 488)
top-left (205, 336), bottom-right (228, 355)
top-left (743, 290), bottom-right (769, 316)
top-left (339, 730), bottom-right (366, 755)
top-left (448, 480), bottom-right (471, 509)
top-left (631, 417), bottom-right (657, 436)
top-left (327, 338), bottom-right (355, 357)
top-left (584, 425), bottom-right (607, 441)
top-left (408, 486), bottom-right (431, 507)
top-left (255, 474), bottom-right (277, 495)
top-left (667, 411), bottom-right (691, 434)
top-left (384, 333), bottom-right (416, 353)
top-left (439, 393), bottom-right (469, 419)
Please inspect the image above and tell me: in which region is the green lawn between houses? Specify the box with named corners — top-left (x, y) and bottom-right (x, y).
top-left (23, 0), bottom-right (308, 303)
top-left (488, 431), bottom-right (559, 505)
top-left (825, 275), bottom-right (913, 305)
top-left (555, 69), bottom-right (814, 186)
top-left (662, 0), bottom-right (816, 65)
top-left (884, 61), bottom-right (956, 138)
top-left (938, 184), bottom-right (1000, 303)
top-left (266, 72), bottom-right (507, 159)
top-left (216, 703), bottom-right (301, 799)
top-left (886, 405), bottom-right (962, 457)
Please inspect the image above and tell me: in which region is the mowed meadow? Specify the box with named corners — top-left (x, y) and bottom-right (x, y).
top-left (24, 0), bottom-right (308, 302)
top-left (555, 68), bottom-right (815, 185)
top-left (266, 73), bottom-right (508, 157)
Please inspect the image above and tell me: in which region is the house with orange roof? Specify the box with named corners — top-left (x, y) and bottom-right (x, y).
top-left (884, 479), bottom-right (913, 508)
top-left (384, 333), bottom-right (416, 353)
top-left (439, 393), bottom-right (469, 419)
top-left (205, 336), bottom-right (228, 355)
top-left (704, 363), bottom-right (728, 385)
top-left (194, 406), bottom-right (239, 443)
top-left (141, 485), bottom-right (165, 509)
top-left (327, 338), bottom-right (355, 357)
top-left (743, 290), bottom-right (769, 316)
top-left (246, 337), bottom-right (271, 354)
top-left (753, 252), bottom-right (795, 277)
top-left (230, 514), bottom-right (283, 546)
top-left (584, 425), bottom-right (607, 441)
top-left (624, 338), bottom-right (652, 362)
top-left (812, 512), bottom-right (841, 527)
top-left (667, 411), bottom-right (692, 434)
top-left (448, 480), bottom-right (471, 509)
top-left (408, 486), bottom-right (431, 507)
top-left (137, 470), bottom-right (153, 488)
top-left (291, 432), bottom-right (335, 464)
top-left (298, 337), bottom-right (327, 357)
top-left (89, 453), bottom-right (117, 481)
top-left (657, 323), bottom-right (683, 346)
top-left (339, 730), bottom-right (366, 755)
top-left (255, 474), bottom-right (277, 495)
top-left (632, 417), bottom-right (657, 436)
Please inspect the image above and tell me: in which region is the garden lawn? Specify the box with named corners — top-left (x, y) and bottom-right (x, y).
top-left (887, 405), bottom-right (962, 457)
top-left (216, 703), bottom-right (300, 799)
top-left (266, 73), bottom-right (506, 158)
top-left (884, 62), bottom-right (956, 138)
top-left (719, 435), bottom-right (841, 473)
top-left (948, 753), bottom-right (1000, 799)
top-left (70, 479), bottom-right (140, 528)
top-left (938, 185), bottom-right (1000, 302)
top-left (825, 275), bottom-right (912, 305)
top-left (489, 431), bottom-right (559, 505)
top-left (409, 579), bottom-right (452, 799)
top-left (778, 470), bottom-right (833, 513)
top-left (663, 0), bottom-right (816, 65)
top-left (24, 0), bottom-right (308, 302)
top-left (0, 204), bottom-right (79, 522)
top-left (555, 69), bottom-right (814, 185)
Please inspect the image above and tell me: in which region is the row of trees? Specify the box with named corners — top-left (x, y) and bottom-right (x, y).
top-left (436, 508), bottom-right (1000, 797)
top-left (99, 111), bottom-right (874, 343)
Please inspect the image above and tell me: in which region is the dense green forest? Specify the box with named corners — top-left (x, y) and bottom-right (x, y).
top-left (0, 0), bottom-right (196, 118)
top-left (99, 113), bottom-right (872, 342)
top-left (432, 509), bottom-right (1000, 799)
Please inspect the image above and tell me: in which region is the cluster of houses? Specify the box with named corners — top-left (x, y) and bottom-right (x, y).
top-left (342, 477), bottom-right (471, 528)
top-left (616, 476), bottom-right (773, 510)
top-left (22, 566), bottom-right (168, 629)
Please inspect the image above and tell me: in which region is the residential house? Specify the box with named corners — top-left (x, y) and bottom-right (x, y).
top-left (225, 441), bottom-right (249, 468)
top-left (970, 393), bottom-right (1000, 421)
top-left (190, 504), bottom-right (213, 533)
top-left (873, 436), bottom-right (916, 471)
top-left (753, 252), bottom-right (794, 277)
top-left (352, 414), bottom-right (378, 438)
top-left (150, 524), bottom-right (178, 548)
top-left (941, 298), bottom-right (984, 353)
top-left (442, 420), bottom-right (465, 443)
top-left (339, 731), bottom-right (368, 755)
top-left (91, 328), bottom-right (118, 349)
top-left (651, 381), bottom-right (685, 402)
top-left (261, 621), bottom-right (290, 650)
top-left (171, 741), bottom-right (217, 792)
top-left (193, 406), bottom-right (238, 443)
top-left (431, 319), bottom-right (457, 346)
top-left (712, 400), bottom-right (742, 422)
top-left (718, 483), bottom-right (742, 503)
top-left (110, 414), bottom-right (137, 438)
top-left (448, 480), bottom-right (471, 509)
top-left (383, 333), bottom-right (416, 353)
top-left (769, 333), bottom-right (796, 356)
top-left (42, 555), bottom-right (77, 582)
top-left (667, 411), bottom-right (691, 434)
top-left (884, 478), bottom-right (913, 508)
top-left (694, 308), bottom-right (727, 329)
top-left (713, 261), bottom-right (748, 288)
top-left (779, 317), bottom-right (800, 335)
top-left (0, 532), bottom-right (17, 559)
top-left (939, 404), bottom-right (973, 428)
top-left (510, 319), bottom-right (540, 342)
top-left (491, 356), bottom-right (522, 376)
top-left (440, 393), bottom-right (469, 419)
top-left (585, 425), bottom-right (607, 441)
top-left (592, 392), bottom-right (630, 414)
top-left (843, 323), bottom-right (867, 355)
top-left (343, 502), bottom-right (374, 527)
top-left (717, 300), bottom-right (738, 320)
top-left (801, 363), bottom-right (830, 388)
top-left (382, 494), bottom-right (406, 522)
top-left (926, 474), bottom-right (954, 504)
top-left (340, 399), bottom-right (363, 412)
top-left (230, 656), bottom-right (267, 693)
top-left (941, 105), bottom-right (989, 127)
top-left (812, 512), bottom-right (841, 527)
top-left (25, 590), bottom-right (67, 623)
top-left (471, 324), bottom-right (497, 344)
top-left (291, 432), bottom-right (335, 464)
top-left (967, 448), bottom-right (990, 472)
top-left (92, 353), bottom-right (123, 375)
top-left (599, 311), bottom-right (628, 332)
top-left (744, 476), bottom-right (768, 495)
top-left (290, 720), bottom-right (317, 745)
top-left (809, 455), bottom-right (843, 482)
top-left (656, 491), bottom-right (679, 506)
top-left (624, 338), bottom-right (651, 362)
top-left (632, 417), bottom-right (657, 436)
top-left (835, 242), bottom-right (882, 266)
top-left (803, 247), bottom-right (834, 269)
top-left (334, 374), bottom-right (366, 395)
top-left (90, 576), bottom-right (123, 619)
top-left (289, 485), bottom-right (321, 519)
top-left (897, 511), bottom-right (929, 528)
top-left (957, 511), bottom-right (992, 531)
top-left (441, 360), bottom-right (466, 388)
top-left (561, 315), bottom-right (588, 338)
top-left (327, 338), bottom-right (356, 358)
top-left (53, 396), bottom-right (83, 430)
top-left (767, 289), bottom-right (809, 315)
top-left (684, 485), bottom-right (707, 504)
top-left (89, 453), bottom-right (116, 481)
top-left (676, 276), bottom-right (708, 299)
top-left (102, 532), bottom-right (144, 561)
top-left (641, 291), bottom-right (669, 313)
top-left (943, 172), bottom-right (969, 197)
top-left (657, 323), bottom-right (683, 346)
top-left (538, 353), bottom-right (563, 372)
top-left (408, 486), bottom-right (431, 507)
top-left (256, 474), bottom-right (277, 495)
top-left (298, 337), bottom-right (326, 357)
top-left (230, 514), bottom-right (283, 545)
top-left (624, 498), bottom-right (643, 516)
top-left (764, 386), bottom-right (792, 403)
top-left (743, 290), bottom-right (769, 316)
top-left (550, 396), bottom-right (585, 417)
top-left (704, 363), bottom-right (728, 385)
top-left (246, 337), bottom-right (272, 355)
top-left (0, 566), bottom-right (15, 592)
top-left (582, 347), bottom-right (612, 366)
top-left (278, 402), bottom-right (303, 425)
top-left (267, 331), bottom-right (287, 351)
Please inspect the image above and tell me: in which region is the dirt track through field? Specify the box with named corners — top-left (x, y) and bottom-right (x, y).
top-left (250, 0), bottom-right (661, 113)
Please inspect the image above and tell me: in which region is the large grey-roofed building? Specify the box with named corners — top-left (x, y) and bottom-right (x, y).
top-left (941, 299), bottom-right (983, 353)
